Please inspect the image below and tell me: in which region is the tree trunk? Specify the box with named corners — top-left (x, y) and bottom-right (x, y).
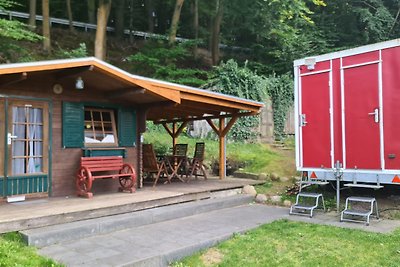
top-left (168, 0), bottom-right (185, 45)
top-left (66, 0), bottom-right (75, 32)
top-left (115, 0), bottom-right (125, 38)
top-left (42, 0), bottom-right (51, 52)
top-left (191, 0), bottom-right (199, 58)
top-left (88, 0), bottom-right (96, 24)
top-left (211, 0), bottom-right (223, 65)
top-left (129, 0), bottom-right (134, 43)
top-left (95, 0), bottom-right (112, 60)
top-left (145, 0), bottom-right (154, 33)
top-left (28, 0), bottom-right (36, 28)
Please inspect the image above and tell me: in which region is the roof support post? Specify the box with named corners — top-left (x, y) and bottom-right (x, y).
top-left (162, 121), bottom-right (188, 149)
top-left (206, 114), bottom-right (239, 179)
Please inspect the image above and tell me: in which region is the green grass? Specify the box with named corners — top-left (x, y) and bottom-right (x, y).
top-left (0, 232), bottom-right (62, 266)
top-left (143, 130), bottom-right (296, 177)
top-left (174, 220), bottom-right (400, 267)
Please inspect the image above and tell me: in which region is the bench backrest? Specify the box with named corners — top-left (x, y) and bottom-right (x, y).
top-left (81, 156), bottom-right (124, 172)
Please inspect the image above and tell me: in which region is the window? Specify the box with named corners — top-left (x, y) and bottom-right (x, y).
top-left (84, 108), bottom-right (118, 146)
top-left (62, 102), bottom-right (136, 148)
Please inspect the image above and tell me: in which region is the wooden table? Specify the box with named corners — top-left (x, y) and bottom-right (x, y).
top-left (164, 155), bottom-right (188, 183)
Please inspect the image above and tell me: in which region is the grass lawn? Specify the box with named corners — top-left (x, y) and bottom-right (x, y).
top-left (174, 220), bottom-right (400, 267)
top-left (0, 232), bottom-right (62, 266)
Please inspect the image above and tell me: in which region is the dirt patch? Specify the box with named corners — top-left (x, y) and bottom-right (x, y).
top-left (200, 248), bottom-right (224, 266)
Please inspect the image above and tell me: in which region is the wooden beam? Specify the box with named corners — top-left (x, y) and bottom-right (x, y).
top-left (206, 118), bottom-right (219, 135)
top-left (219, 117), bottom-right (226, 179)
top-left (162, 122), bottom-right (174, 137)
top-left (106, 88), bottom-right (145, 99)
top-left (175, 121), bottom-right (188, 137)
top-left (0, 72), bottom-right (27, 88)
top-left (54, 65), bottom-right (93, 80)
top-left (154, 111), bottom-right (257, 124)
top-left (221, 115), bottom-right (239, 137)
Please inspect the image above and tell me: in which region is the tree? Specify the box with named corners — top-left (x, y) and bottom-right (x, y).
top-left (0, 0), bottom-right (40, 41)
top-left (191, 0), bottom-right (199, 58)
top-left (211, 0), bottom-right (223, 65)
top-left (66, 0), bottom-right (75, 32)
top-left (169, 0), bottom-right (185, 45)
top-left (87, 0), bottom-right (96, 24)
top-left (145, 0), bottom-right (155, 32)
top-left (42, 0), bottom-right (51, 52)
top-left (28, 0), bottom-right (36, 28)
top-left (95, 0), bottom-right (112, 60)
top-left (115, 0), bottom-right (125, 39)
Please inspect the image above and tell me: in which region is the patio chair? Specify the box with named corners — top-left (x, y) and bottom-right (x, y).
top-left (142, 144), bottom-right (170, 187)
top-left (173, 143), bottom-right (188, 156)
top-left (187, 142), bottom-right (207, 181)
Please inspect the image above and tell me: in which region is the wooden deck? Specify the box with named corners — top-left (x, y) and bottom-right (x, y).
top-left (0, 177), bottom-right (263, 233)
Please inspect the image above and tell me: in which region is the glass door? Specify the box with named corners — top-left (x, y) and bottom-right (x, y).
top-left (6, 100), bottom-right (49, 196)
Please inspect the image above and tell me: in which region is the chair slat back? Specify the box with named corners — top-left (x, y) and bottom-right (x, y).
top-left (174, 144), bottom-right (188, 156)
top-left (193, 142), bottom-right (205, 160)
top-left (142, 144), bottom-right (159, 172)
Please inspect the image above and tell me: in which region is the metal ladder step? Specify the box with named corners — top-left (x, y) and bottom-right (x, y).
top-left (343, 183), bottom-right (383, 189)
top-left (289, 192), bottom-right (325, 218)
top-left (340, 196), bottom-right (379, 226)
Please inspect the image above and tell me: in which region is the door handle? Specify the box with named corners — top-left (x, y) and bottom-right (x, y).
top-left (7, 133), bottom-right (17, 145)
top-left (300, 114), bottom-right (308, 127)
top-left (368, 108), bottom-right (379, 123)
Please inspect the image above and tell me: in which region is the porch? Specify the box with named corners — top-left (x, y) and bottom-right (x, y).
top-left (0, 177), bottom-right (263, 233)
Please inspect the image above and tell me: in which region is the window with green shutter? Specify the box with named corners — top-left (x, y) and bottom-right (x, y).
top-left (62, 102), bottom-right (136, 148)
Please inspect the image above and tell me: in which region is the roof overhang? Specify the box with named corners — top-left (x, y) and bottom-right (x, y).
top-left (0, 57), bottom-right (264, 122)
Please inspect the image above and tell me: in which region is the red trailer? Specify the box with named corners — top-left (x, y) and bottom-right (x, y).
top-left (294, 39), bottom-right (400, 194)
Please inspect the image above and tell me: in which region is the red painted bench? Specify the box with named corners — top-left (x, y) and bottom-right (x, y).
top-left (76, 156), bottom-right (136, 198)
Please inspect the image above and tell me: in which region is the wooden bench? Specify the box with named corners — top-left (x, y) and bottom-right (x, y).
top-left (76, 156), bottom-right (136, 198)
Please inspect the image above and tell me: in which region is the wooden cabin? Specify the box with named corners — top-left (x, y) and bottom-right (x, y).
top-left (0, 58), bottom-right (263, 198)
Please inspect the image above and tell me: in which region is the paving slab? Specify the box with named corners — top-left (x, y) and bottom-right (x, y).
top-left (38, 204), bottom-right (400, 267)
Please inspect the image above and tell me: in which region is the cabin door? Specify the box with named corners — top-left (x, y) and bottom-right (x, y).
top-left (3, 99), bottom-right (50, 197)
top-left (343, 63), bottom-right (381, 169)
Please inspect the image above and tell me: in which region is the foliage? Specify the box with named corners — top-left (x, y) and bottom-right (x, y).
top-left (127, 41), bottom-right (209, 87)
top-left (266, 73), bottom-right (294, 140)
top-left (0, 232), bottom-right (62, 266)
top-left (176, 220), bottom-right (400, 266)
top-left (205, 59), bottom-right (267, 142)
top-left (57, 43), bottom-right (88, 59)
top-left (0, 0), bottom-right (40, 41)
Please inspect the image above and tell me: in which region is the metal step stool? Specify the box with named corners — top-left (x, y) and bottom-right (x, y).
top-left (340, 196), bottom-right (379, 226)
top-left (289, 192), bottom-right (325, 217)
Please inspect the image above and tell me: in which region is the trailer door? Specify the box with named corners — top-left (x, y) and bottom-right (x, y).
top-left (343, 63), bottom-right (381, 169)
top-left (300, 72), bottom-right (331, 168)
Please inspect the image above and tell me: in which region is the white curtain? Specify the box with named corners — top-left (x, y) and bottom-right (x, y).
top-left (12, 107), bottom-right (26, 175)
top-left (12, 107), bottom-right (43, 175)
top-left (28, 108), bottom-right (43, 173)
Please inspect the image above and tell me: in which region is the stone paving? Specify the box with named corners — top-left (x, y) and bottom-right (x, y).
top-left (38, 204), bottom-right (400, 267)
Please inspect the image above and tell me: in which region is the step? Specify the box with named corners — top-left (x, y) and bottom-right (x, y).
top-left (344, 183), bottom-right (384, 189)
top-left (292, 204), bottom-right (315, 210)
top-left (21, 194), bottom-right (254, 248)
top-left (342, 209), bottom-right (371, 217)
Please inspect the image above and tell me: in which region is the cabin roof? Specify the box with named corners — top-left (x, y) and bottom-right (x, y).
top-left (0, 57), bottom-right (264, 122)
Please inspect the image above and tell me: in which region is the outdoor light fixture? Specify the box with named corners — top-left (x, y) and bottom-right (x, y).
top-left (304, 57), bottom-right (316, 70)
top-left (75, 76), bottom-right (84, 90)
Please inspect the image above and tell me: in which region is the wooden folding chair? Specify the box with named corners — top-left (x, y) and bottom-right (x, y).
top-left (173, 143), bottom-right (188, 156)
top-left (187, 142), bottom-right (207, 181)
top-left (142, 144), bottom-right (170, 187)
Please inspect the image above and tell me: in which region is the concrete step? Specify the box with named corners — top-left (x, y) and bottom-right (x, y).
top-left (21, 194), bottom-right (254, 248)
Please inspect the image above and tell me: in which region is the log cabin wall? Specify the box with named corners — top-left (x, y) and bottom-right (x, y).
top-left (0, 77), bottom-right (141, 197)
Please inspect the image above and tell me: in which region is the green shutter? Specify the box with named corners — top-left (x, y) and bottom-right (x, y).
top-left (118, 108), bottom-right (136, 147)
top-left (62, 102), bottom-right (84, 148)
